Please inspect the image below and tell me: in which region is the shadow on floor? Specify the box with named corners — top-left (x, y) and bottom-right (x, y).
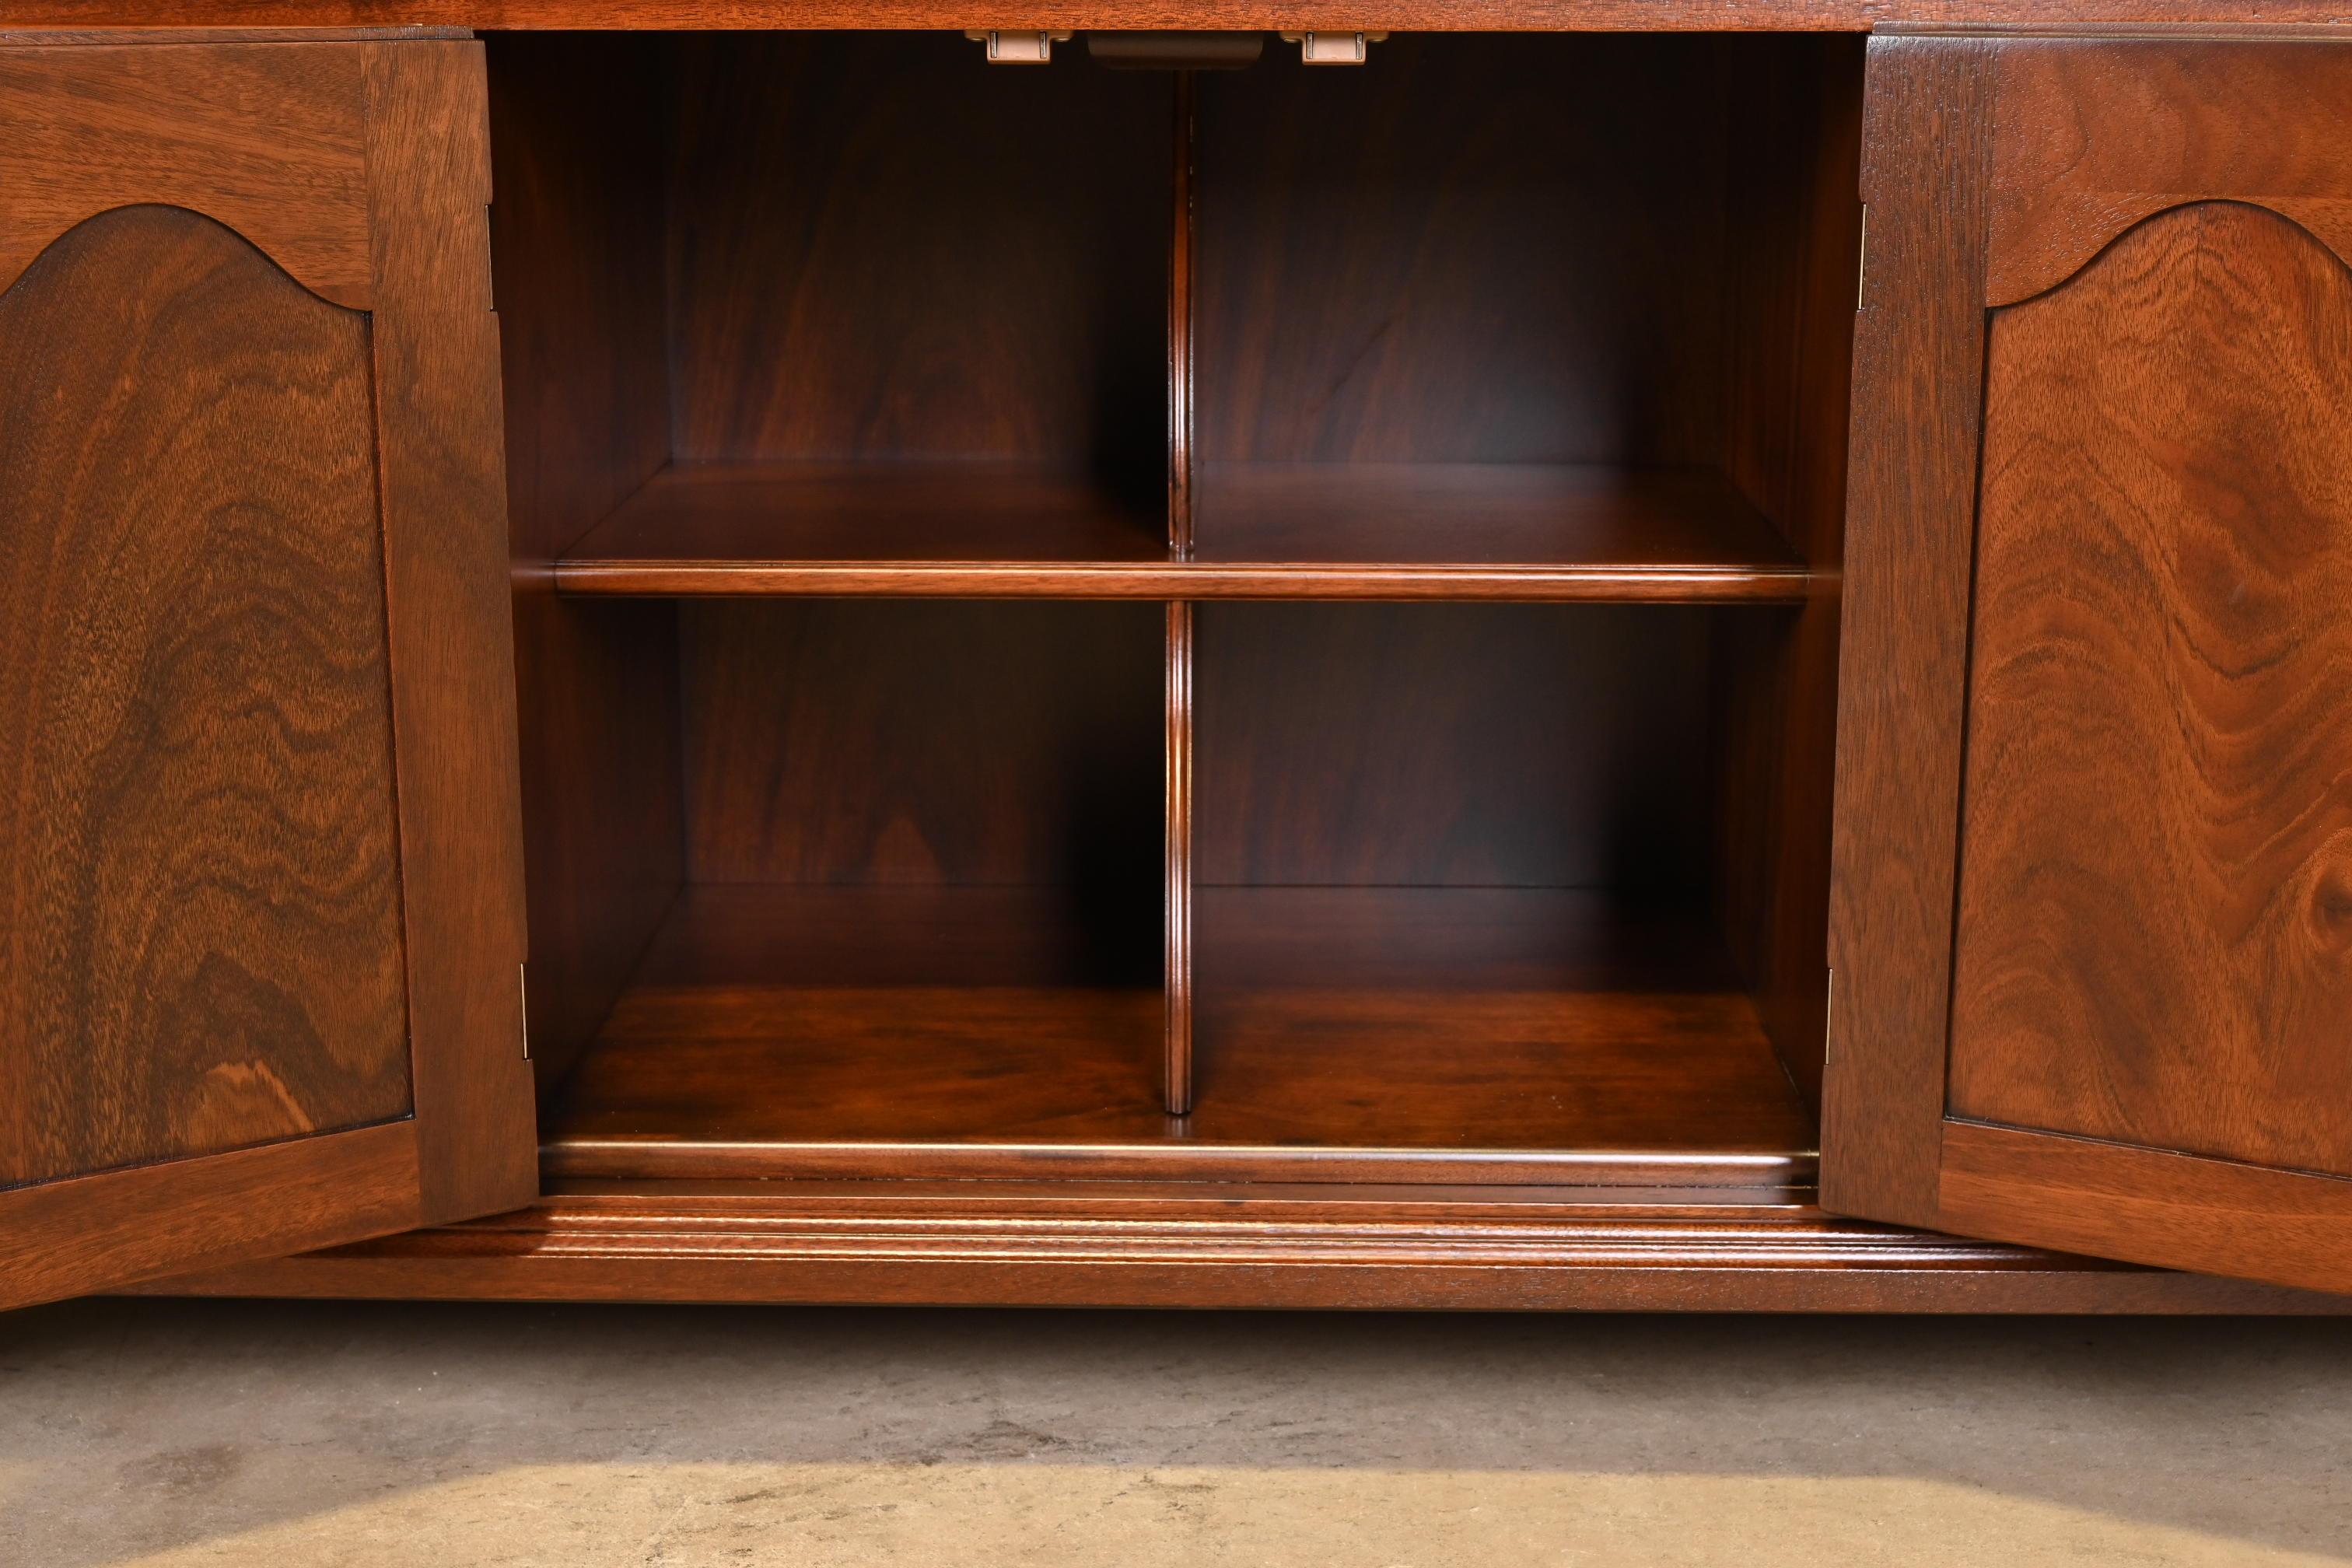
top-left (2, 1300), bottom-right (2348, 1566)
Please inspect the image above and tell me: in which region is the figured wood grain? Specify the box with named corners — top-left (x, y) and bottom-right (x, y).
top-left (1948, 201), bottom-right (2352, 1174)
top-left (1817, 34), bottom-right (1997, 1230)
top-left (486, 32), bottom-right (684, 1097)
top-left (537, 884), bottom-right (1815, 1184)
top-left (0, 44), bottom-right (373, 306)
top-left (1987, 40), bottom-right (2352, 306)
top-left (360, 40), bottom-right (539, 1222)
top-left (681, 600), bottom-right (1164, 891)
top-left (0, 205), bottom-right (411, 1190)
top-left (1197, 602), bottom-right (1713, 889)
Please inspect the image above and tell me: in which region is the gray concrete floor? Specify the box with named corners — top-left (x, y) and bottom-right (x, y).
top-left (3, 1301), bottom-right (2349, 1566)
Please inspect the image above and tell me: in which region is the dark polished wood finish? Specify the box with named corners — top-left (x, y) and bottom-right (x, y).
top-left (486, 30), bottom-right (684, 1099)
top-left (0, 206), bottom-right (411, 1190)
top-left (679, 600), bottom-right (1162, 887)
top-left (1199, 603), bottom-right (1713, 890)
top-left (551, 463), bottom-right (1817, 603)
top-left (540, 884), bottom-right (1811, 1185)
top-left (1818, 33), bottom-right (1997, 1230)
top-left (20, 24), bottom-right (2352, 1313)
top-left (1164, 602), bottom-right (1195, 1115)
top-left (0, 42), bottom-right (374, 306)
top-left (1985, 39), bottom-right (2352, 306)
top-left (145, 1179), bottom-right (2351, 1314)
top-left (22, 3), bottom-right (2352, 28)
top-left (666, 30), bottom-right (1166, 487)
top-left (1820, 33), bottom-right (2352, 1297)
top-left (0, 37), bottom-right (535, 1311)
top-left (1710, 36), bottom-right (1863, 1108)
top-left (1951, 199), bottom-right (2352, 1176)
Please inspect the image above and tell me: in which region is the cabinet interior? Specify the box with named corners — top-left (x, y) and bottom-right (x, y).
top-left (487, 30), bottom-right (1864, 1192)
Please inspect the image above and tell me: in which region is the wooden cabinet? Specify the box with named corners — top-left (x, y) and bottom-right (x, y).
top-left (1823, 32), bottom-right (2352, 1297)
top-left (0, 21), bottom-right (2347, 1314)
top-left (0, 33), bottom-right (536, 1310)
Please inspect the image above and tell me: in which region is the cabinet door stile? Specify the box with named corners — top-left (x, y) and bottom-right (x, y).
top-left (0, 32), bottom-right (535, 1311)
top-left (1821, 30), bottom-right (2352, 1297)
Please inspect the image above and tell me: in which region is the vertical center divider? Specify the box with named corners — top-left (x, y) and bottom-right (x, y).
top-left (1165, 601), bottom-right (1195, 1115)
top-left (1164, 71), bottom-right (1199, 1116)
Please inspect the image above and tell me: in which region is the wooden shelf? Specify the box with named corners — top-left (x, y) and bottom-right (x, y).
top-left (541, 884), bottom-right (1815, 1185)
top-left (551, 460), bottom-right (1814, 602)
top-left (553, 460), bottom-right (1168, 597)
top-left (1188, 463), bottom-right (1811, 600)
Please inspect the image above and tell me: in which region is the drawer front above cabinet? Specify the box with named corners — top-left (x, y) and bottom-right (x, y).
top-left (1822, 31), bottom-right (2352, 1297)
top-left (0, 35), bottom-right (536, 1311)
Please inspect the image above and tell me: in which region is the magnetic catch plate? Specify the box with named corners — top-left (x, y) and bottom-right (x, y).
top-left (964, 30), bottom-right (1073, 63)
top-left (1279, 31), bottom-right (1387, 64)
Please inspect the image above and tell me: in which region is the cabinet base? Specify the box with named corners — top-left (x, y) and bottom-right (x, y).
top-left (137, 1179), bottom-right (2348, 1313)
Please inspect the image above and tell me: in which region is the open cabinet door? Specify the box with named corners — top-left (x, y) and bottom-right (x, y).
top-left (0, 33), bottom-right (536, 1311)
top-left (1822, 30), bottom-right (2352, 1297)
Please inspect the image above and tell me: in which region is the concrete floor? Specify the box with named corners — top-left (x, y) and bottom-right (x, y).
top-left (2, 1301), bottom-right (2349, 1566)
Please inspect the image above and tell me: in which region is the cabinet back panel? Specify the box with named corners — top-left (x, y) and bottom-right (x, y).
top-left (682, 600), bottom-right (1163, 894)
top-left (0, 207), bottom-right (411, 1185)
top-left (667, 31), bottom-right (1168, 483)
top-left (1196, 603), bottom-right (1713, 892)
top-left (1195, 35), bottom-right (1730, 467)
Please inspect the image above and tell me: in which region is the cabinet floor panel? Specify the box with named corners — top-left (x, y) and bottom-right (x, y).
top-left (552, 460), bottom-right (1814, 601)
top-left (541, 885), bottom-right (1815, 1185)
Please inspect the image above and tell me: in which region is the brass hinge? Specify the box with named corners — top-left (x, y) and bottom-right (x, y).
top-left (964, 30), bottom-right (1070, 63)
top-left (1281, 31), bottom-right (1386, 64)
top-left (519, 963), bottom-right (532, 1061)
top-left (1855, 205), bottom-right (1868, 312)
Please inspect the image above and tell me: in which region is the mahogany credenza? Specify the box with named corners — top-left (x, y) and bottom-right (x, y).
top-left (5, 9), bottom-right (2352, 1314)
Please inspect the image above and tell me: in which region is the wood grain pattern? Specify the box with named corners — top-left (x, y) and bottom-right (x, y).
top-left (1, 1122), bottom-right (421, 1311)
top-left (1193, 462), bottom-right (1809, 578)
top-left (536, 884), bottom-right (1812, 1184)
top-left (1709, 35), bottom-right (1865, 1109)
top-left (1165, 603), bottom-right (1195, 1115)
top-left (1198, 603), bottom-right (1713, 889)
top-left (146, 1177), bottom-right (2352, 1314)
top-left (486, 32), bottom-right (684, 1097)
top-left (0, 205), bottom-right (411, 1189)
top-left (0, 43), bottom-right (373, 306)
top-left (359, 40), bottom-right (539, 1223)
top-left (666, 30), bottom-right (1166, 489)
top-left (1939, 1122), bottom-right (2352, 1295)
top-left (681, 600), bottom-right (1164, 890)
top-left (1195, 35), bottom-right (1727, 471)
top-left (1817, 34), bottom-right (1998, 1230)
top-left (1948, 200), bottom-right (2352, 1174)
top-left (1987, 40), bottom-right (2352, 306)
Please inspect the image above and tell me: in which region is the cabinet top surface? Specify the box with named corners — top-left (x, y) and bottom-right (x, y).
top-left (9, 6), bottom-right (2352, 34)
